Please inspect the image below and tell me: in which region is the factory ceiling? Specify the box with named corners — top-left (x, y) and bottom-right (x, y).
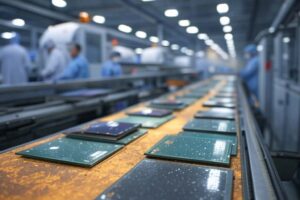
top-left (0, 0), bottom-right (282, 59)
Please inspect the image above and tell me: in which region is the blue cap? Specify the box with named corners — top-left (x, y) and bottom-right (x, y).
top-left (244, 44), bottom-right (257, 55)
top-left (10, 33), bottom-right (20, 44)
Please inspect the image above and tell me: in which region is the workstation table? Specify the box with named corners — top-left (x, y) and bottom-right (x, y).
top-left (0, 78), bottom-right (242, 200)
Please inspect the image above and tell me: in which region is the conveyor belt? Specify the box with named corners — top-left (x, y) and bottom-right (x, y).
top-left (0, 77), bottom-right (244, 200)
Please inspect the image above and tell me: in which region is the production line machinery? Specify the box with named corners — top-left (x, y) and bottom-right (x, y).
top-left (0, 71), bottom-right (198, 150)
top-left (0, 75), bottom-right (292, 200)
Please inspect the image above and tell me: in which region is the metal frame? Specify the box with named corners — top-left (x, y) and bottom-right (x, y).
top-left (270, 0), bottom-right (296, 32)
top-left (238, 80), bottom-right (285, 199)
top-left (0, 71), bottom-right (196, 93)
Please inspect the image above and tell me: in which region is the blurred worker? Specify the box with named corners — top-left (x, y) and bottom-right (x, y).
top-left (41, 40), bottom-right (66, 81)
top-left (57, 43), bottom-right (89, 80)
top-left (101, 51), bottom-right (122, 77)
top-left (0, 33), bottom-right (31, 85)
top-left (240, 44), bottom-right (259, 98)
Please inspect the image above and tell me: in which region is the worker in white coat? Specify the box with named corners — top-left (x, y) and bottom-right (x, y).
top-left (41, 40), bottom-right (67, 81)
top-left (0, 33), bottom-right (31, 85)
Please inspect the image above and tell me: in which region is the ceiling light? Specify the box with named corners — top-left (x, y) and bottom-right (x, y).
top-left (219, 16), bottom-right (230, 25)
top-left (224, 33), bottom-right (233, 40)
top-left (197, 33), bottom-right (208, 40)
top-left (216, 3), bottom-right (229, 14)
top-left (178, 19), bottom-right (190, 27)
top-left (205, 39), bottom-right (214, 46)
top-left (268, 27), bottom-right (275, 33)
top-left (223, 25), bottom-right (232, 33)
top-left (185, 49), bottom-right (194, 56)
top-left (211, 44), bottom-right (219, 50)
top-left (135, 48), bottom-right (143, 54)
top-left (118, 24), bottom-right (132, 33)
top-left (162, 40), bottom-right (170, 46)
top-left (257, 45), bottom-right (263, 52)
top-left (51, 0), bottom-right (67, 8)
top-left (141, 0), bottom-right (155, 2)
top-left (149, 36), bottom-right (159, 43)
top-left (283, 37), bottom-right (290, 43)
top-left (164, 9), bottom-right (179, 17)
top-left (226, 39), bottom-right (234, 44)
top-left (181, 47), bottom-right (187, 53)
top-left (186, 26), bottom-right (199, 34)
top-left (92, 15), bottom-right (105, 24)
top-left (11, 18), bottom-right (25, 27)
top-left (135, 31), bottom-right (147, 39)
top-left (171, 44), bottom-right (179, 50)
top-left (1, 32), bottom-right (16, 39)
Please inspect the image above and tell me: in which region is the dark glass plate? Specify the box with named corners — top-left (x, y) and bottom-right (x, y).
top-left (97, 159), bottom-right (233, 200)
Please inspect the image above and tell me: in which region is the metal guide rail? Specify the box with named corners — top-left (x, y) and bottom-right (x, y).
top-left (0, 71), bottom-right (197, 94)
top-left (237, 80), bottom-right (284, 200)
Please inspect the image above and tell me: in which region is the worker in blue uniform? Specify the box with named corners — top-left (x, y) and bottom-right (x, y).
top-left (240, 44), bottom-right (259, 98)
top-left (0, 33), bottom-right (31, 85)
top-left (57, 43), bottom-right (89, 80)
top-left (41, 40), bottom-right (67, 81)
top-left (101, 51), bottom-right (122, 77)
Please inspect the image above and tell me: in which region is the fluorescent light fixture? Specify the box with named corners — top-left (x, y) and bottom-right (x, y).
top-left (135, 31), bottom-right (147, 39)
top-left (135, 48), bottom-right (143, 54)
top-left (224, 33), bottom-right (233, 40)
top-left (186, 26), bottom-right (199, 34)
top-left (12, 18), bottom-right (25, 27)
top-left (257, 45), bottom-right (263, 52)
top-left (283, 37), bottom-right (290, 43)
top-left (149, 36), bottom-right (159, 43)
top-left (226, 39), bottom-right (236, 58)
top-left (162, 40), bottom-right (170, 46)
top-left (178, 19), bottom-right (190, 27)
top-left (216, 3), bottom-right (229, 14)
top-left (141, 0), bottom-right (155, 2)
top-left (219, 16), bottom-right (230, 25)
top-left (268, 27), bottom-right (275, 33)
top-left (205, 39), bottom-right (214, 46)
top-left (223, 25), bottom-right (232, 33)
top-left (1, 32), bottom-right (16, 39)
top-left (181, 47), bottom-right (187, 53)
top-left (171, 44), bottom-right (179, 50)
top-left (185, 49), bottom-right (194, 56)
top-left (51, 0), bottom-right (67, 8)
top-left (92, 15), bottom-right (105, 24)
top-left (164, 9), bottom-right (179, 17)
top-left (118, 24), bottom-right (132, 33)
top-left (211, 44), bottom-right (219, 50)
top-left (198, 33), bottom-right (208, 40)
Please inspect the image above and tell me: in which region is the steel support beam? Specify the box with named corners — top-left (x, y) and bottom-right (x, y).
top-left (270, 0), bottom-right (296, 31)
top-left (157, 24), bottom-right (163, 46)
top-left (0, 0), bottom-right (73, 22)
top-left (247, 0), bottom-right (259, 41)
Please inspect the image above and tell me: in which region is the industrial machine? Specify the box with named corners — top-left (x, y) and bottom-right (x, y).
top-left (256, 0), bottom-right (300, 198)
top-left (0, 71), bottom-right (198, 150)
